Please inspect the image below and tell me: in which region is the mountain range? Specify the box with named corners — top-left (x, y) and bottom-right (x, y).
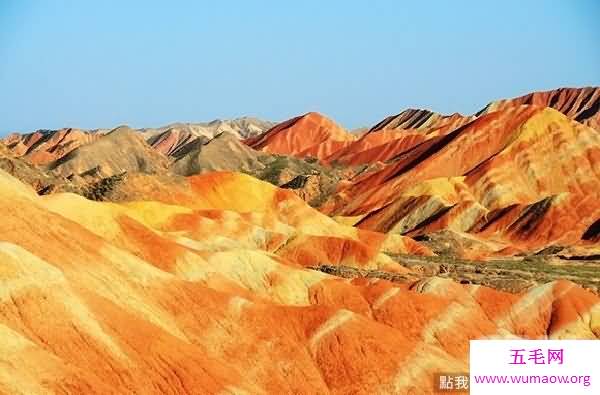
top-left (1, 86), bottom-right (599, 394)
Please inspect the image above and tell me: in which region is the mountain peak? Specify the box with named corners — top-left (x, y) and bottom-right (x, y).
top-left (479, 86), bottom-right (600, 130)
top-left (245, 112), bottom-right (355, 160)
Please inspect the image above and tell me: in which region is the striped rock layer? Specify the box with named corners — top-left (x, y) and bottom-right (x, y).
top-left (2, 128), bottom-right (101, 165)
top-left (479, 86), bottom-right (600, 131)
top-left (325, 106), bottom-right (600, 255)
top-left (367, 109), bottom-right (474, 134)
top-left (245, 112), bottom-right (357, 160)
top-left (1, 168), bottom-right (599, 394)
top-left (2, 118), bottom-right (274, 164)
top-left (245, 88), bottom-right (599, 172)
top-left (47, 126), bottom-right (169, 178)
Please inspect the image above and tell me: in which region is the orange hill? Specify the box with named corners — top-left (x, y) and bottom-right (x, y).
top-left (324, 105), bottom-right (599, 255)
top-left (146, 127), bottom-right (206, 157)
top-left (244, 87), bottom-right (598, 168)
top-left (2, 128), bottom-right (100, 165)
top-left (1, 86), bottom-right (599, 393)
top-left (1, 168), bottom-right (599, 394)
top-left (245, 112), bottom-right (357, 160)
top-left (367, 109), bottom-right (474, 133)
top-left (479, 86), bottom-right (600, 131)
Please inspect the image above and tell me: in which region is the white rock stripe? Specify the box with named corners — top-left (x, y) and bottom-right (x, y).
top-left (309, 309), bottom-right (355, 355)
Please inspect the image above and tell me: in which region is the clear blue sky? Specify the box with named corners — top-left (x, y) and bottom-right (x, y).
top-left (1, 0), bottom-right (599, 134)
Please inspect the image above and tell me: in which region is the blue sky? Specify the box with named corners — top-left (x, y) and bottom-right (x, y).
top-left (1, 0), bottom-right (599, 133)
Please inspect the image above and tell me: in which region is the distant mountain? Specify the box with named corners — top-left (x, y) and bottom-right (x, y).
top-left (170, 131), bottom-right (266, 176)
top-left (142, 117), bottom-right (275, 156)
top-left (367, 109), bottom-right (475, 134)
top-left (145, 127), bottom-right (207, 157)
top-left (478, 86), bottom-right (600, 131)
top-left (48, 126), bottom-right (169, 178)
top-left (2, 117), bottom-right (274, 164)
top-left (140, 117), bottom-right (275, 140)
top-left (0, 140), bottom-right (70, 193)
top-left (245, 112), bottom-right (357, 160)
top-left (3, 128), bottom-right (100, 165)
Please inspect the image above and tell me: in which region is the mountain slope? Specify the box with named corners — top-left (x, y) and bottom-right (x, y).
top-left (329, 106), bottom-right (600, 255)
top-left (145, 127), bottom-right (207, 157)
top-left (1, 86), bottom-right (600, 394)
top-left (142, 117), bottom-right (275, 158)
top-left (245, 112), bottom-right (357, 160)
top-left (0, 168), bottom-right (598, 394)
top-left (3, 118), bottom-right (274, 164)
top-left (324, 105), bottom-right (543, 215)
top-left (0, 141), bottom-right (72, 193)
top-left (48, 126), bottom-right (169, 178)
top-left (170, 132), bottom-right (266, 176)
top-left (479, 87), bottom-right (600, 131)
top-left (140, 117), bottom-right (275, 141)
top-left (367, 109), bottom-right (474, 134)
top-left (2, 128), bottom-right (100, 165)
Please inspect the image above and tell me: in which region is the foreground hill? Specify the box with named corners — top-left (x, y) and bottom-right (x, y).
top-left (0, 168), bottom-right (598, 394)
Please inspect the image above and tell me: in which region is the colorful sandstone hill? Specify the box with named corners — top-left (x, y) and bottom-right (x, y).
top-left (0, 86), bottom-right (599, 394)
